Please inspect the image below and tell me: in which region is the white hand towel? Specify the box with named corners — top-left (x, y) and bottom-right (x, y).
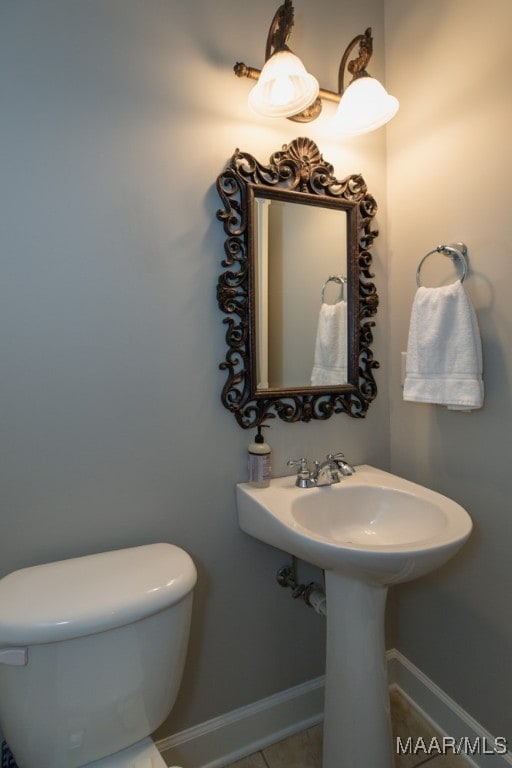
top-left (403, 281), bottom-right (484, 410)
top-left (311, 300), bottom-right (347, 386)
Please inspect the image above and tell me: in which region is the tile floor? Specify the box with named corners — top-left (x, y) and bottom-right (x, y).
top-left (225, 689), bottom-right (471, 768)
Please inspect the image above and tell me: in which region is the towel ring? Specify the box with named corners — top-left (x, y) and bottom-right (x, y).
top-left (416, 242), bottom-right (468, 287)
top-left (321, 274), bottom-right (346, 303)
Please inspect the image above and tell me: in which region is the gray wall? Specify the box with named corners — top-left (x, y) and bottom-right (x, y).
top-left (386, 0), bottom-right (512, 739)
top-left (0, 0), bottom-right (389, 739)
top-left (5, 0), bottom-right (509, 750)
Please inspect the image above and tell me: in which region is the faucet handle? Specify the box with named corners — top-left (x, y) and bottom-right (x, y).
top-left (287, 458), bottom-right (309, 471)
top-left (327, 452), bottom-right (355, 475)
top-left (287, 458), bottom-right (311, 488)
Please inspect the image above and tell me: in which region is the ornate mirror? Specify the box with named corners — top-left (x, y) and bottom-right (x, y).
top-left (216, 137), bottom-right (379, 428)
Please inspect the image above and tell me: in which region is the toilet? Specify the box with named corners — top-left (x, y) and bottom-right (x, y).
top-left (0, 543), bottom-right (196, 768)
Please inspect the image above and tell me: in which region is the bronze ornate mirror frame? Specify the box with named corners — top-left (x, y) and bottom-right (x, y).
top-left (216, 137), bottom-right (379, 428)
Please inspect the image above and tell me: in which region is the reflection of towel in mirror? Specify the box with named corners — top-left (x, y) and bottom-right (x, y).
top-left (403, 281), bottom-right (484, 410)
top-left (311, 301), bottom-right (347, 386)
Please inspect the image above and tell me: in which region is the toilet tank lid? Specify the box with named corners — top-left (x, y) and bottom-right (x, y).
top-left (0, 543), bottom-right (197, 645)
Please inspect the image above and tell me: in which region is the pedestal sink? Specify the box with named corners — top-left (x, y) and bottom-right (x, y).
top-left (236, 465), bottom-right (472, 768)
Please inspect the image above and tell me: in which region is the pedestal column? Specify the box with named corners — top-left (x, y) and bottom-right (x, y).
top-left (322, 571), bottom-right (393, 768)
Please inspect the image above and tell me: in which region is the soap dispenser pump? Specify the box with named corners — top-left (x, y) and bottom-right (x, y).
top-left (248, 426), bottom-right (272, 488)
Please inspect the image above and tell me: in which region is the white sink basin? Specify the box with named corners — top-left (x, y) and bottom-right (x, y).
top-left (237, 464), bottom-right (472, 585)
top-left (237, 465), bottom-right (472, 768)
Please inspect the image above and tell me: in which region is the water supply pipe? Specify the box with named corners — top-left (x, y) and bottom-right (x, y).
top-left (276, 557), bottom-right (327, 616)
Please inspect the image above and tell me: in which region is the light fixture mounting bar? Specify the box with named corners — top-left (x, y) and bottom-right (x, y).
top-left (234, 63), bottom-right (341, 106)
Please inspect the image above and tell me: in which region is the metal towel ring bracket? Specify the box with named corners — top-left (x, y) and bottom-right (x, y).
top-left (321, 274), bottom-right (347, 303)
top-left (416, 242), bottom-right (468, 287)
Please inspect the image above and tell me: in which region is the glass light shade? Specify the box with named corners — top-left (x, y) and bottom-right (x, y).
top-left (248, 50), bottom-right (319, 118)
top-left (332, 76), bottom-right (399, 136)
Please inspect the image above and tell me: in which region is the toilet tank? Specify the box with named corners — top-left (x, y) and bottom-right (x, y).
top-left (0, 543), bottom-right (196, 768)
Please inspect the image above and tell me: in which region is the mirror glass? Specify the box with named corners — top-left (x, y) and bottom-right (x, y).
top-left (254, 194), bottom-right (348, 389)
top-left (216, 137), bottom-right (379, 428)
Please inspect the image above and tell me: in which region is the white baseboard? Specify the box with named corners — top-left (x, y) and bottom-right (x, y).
top-left (387, 649), bottom-right (512, 768)
top-left (157, 650), bottom-right (512, 768)
top-left (1, 649), bottom-right (507, 768)
top-left (157, 676), bottom-right (325, 768)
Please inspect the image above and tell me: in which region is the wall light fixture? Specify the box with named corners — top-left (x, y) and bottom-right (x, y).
top-left (234, 0), bottom-right (398, 136)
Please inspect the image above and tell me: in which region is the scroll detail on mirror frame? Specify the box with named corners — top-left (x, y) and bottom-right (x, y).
top-left (216, 137), bottom-right (379, 428)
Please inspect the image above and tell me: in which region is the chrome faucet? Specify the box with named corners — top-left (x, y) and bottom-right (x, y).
top-left (311, 458), bottom-right (343, 486)
top-left (287, 452), bottom-right (355, 489)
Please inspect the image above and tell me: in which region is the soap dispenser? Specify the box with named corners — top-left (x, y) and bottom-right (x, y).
top-left (248, 426), bottom-right (272, 488)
